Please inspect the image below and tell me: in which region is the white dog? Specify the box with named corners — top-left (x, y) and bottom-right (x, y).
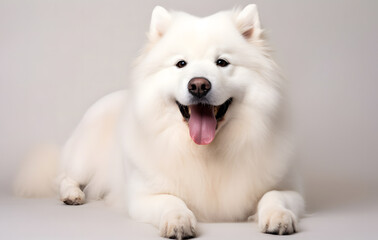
top-left (15, 4), bottom-right (304, 239)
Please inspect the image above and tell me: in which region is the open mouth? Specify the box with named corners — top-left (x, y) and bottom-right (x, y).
top-left (176, 98), bottom-right (232, 145)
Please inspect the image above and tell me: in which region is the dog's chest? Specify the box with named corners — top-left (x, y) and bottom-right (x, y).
top-left (158, 150), bottom-right (273, 221)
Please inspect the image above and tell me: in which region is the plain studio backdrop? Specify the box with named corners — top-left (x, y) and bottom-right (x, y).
top-left (1, 0), bottom-right (377, 229)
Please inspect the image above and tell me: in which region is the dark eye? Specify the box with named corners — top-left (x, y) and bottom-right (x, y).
top-left (176, 60), bottom-right (187, 68)
top-left (216, 58), bottom-right (229, 67)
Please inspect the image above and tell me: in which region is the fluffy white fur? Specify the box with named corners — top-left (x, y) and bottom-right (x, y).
top-left (15, 4), bottom-right (305, 239)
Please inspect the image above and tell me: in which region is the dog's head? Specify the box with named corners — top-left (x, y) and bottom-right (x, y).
top-left (132, 5), bottom-right (280, 145)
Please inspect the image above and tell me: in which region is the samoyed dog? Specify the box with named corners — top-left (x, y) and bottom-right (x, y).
top-left (15, 4), bottom-right (304, 239)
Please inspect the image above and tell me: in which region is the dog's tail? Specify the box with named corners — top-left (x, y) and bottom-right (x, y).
top-left (13, 144), bottom-right (60, 197)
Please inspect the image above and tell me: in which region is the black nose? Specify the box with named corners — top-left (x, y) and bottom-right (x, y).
top-left (187, 77), bottom-right (211, 98)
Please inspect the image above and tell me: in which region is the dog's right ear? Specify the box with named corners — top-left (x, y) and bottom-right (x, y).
top-left (149, 6), bottom-right (171, 41)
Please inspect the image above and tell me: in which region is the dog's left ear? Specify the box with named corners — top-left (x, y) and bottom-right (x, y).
top-left (149, 6), bottom-right (172, 41)
top-left (236, 4), bottom-right (262, 41)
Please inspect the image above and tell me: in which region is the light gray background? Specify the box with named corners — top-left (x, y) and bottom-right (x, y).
top-left (1, 0), bottom-right (378, 239)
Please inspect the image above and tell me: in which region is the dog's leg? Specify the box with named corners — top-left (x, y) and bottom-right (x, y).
top-left (256, 190), bottom-right (304, 235)
top-left (129, 194), bottom-right (197, 240)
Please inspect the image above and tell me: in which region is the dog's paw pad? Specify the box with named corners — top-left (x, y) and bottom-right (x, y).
top-left (258, 208), bottom-right (297, 235)
top-left (61, 187), bottom-right (85, 205)
top-left (159, 209), bottom-right (197, 240)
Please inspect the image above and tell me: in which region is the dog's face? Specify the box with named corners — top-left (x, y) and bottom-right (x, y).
top-left (132, 5), bottom-right (277, 145)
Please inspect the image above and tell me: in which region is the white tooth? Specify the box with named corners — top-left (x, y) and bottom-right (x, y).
top-left (214, 107), bottom-right (218, 116)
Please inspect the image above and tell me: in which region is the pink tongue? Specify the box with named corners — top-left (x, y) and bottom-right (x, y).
top-left (188, 104), bottom-right (217, 145)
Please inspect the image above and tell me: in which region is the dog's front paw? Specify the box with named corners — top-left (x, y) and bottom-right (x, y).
top-left (61, 187), bottom-right (85, 205)
top-left (159, 209), bottom-right (197, 240)
top-left (258, 207), bottom-right (297, 235)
